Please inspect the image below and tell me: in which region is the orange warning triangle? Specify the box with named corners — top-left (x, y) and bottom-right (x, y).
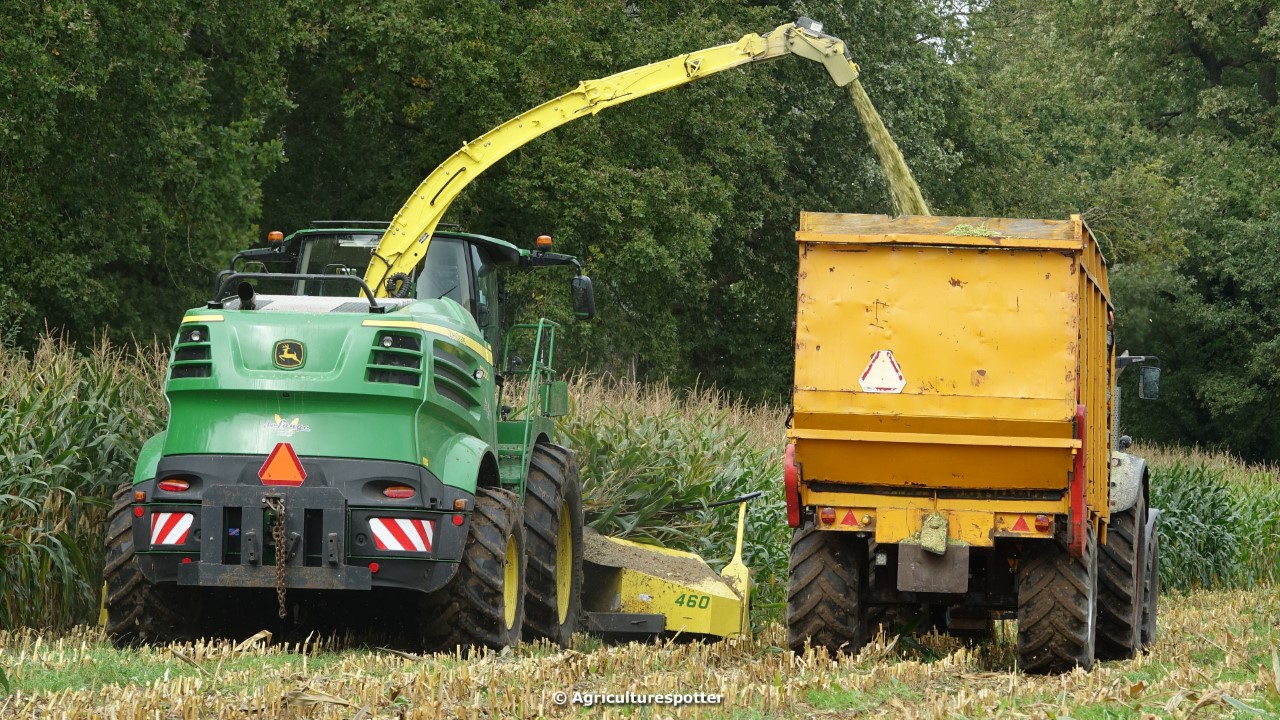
top-left (841, 510), bottom-right (858, 527)
top-left (259, 442), bottom-right (306, 486)
top-left (1010, 515), bottom-right (1030, 532)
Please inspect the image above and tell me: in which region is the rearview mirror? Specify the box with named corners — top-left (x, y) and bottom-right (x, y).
top-left (1139, 366), bottom-right (1161, 400)
top-left (571, 275), bottom-right (595, 320)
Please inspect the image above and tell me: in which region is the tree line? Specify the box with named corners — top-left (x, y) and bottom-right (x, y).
top-left (2, 0), bottom-right (1277, 459)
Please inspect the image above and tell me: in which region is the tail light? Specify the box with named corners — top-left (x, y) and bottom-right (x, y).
top-left (382, 485), bottom-right (415, 500)
top-left (158, 478), bottom-right (190, 493)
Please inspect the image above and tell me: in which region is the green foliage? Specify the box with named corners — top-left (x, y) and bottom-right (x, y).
top-left (0, 337), bottom-right (166, 630)
top-left (1150, 462), bottom-right (1240, 591)
top-left (0, 2), bottom-right (300, 346)
top-left (1150, 461), bottom-right (1280, 591)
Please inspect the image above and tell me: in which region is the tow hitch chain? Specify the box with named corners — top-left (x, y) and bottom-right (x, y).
top-left (265, 494), bottom-right (287, 618)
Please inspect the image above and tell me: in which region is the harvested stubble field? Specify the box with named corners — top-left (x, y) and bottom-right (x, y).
top-left (2, 585), bottom-right (1279, 719)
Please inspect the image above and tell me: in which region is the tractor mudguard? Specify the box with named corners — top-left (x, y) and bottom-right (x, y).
top-left (433, 433), bottom-right (495, 495)
top-left (133, 432), bottom-right (167, 485)
top-left (1109, 452), bottom-right (1147, 514)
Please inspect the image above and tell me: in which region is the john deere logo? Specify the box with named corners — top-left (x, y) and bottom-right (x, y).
top-left (273, 340), bottom-right (305, 369)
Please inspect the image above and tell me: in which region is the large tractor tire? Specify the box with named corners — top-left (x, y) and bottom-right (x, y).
top-left (522, 443), bottom-right (583, 647)
top-left (1139, 523), bottom-right (1160, 648)
top-left (423, 487), bottom-right (526, 651)
top-left (1095, 498), bottom-right (1145, 660)
top-left (1017, 527), bottom-right (1098, 673)
top-left (786, 524), bottom-right (870, 655)
top-left (103, 483), bottom-right (202, 646)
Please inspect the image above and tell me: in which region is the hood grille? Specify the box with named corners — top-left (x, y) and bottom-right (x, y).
top-left (432, 342), bottom-right (482, 412)
top-left (367, 331), bottom-right (423, 386)
top-left (170, 326), bottom-right (212, 379)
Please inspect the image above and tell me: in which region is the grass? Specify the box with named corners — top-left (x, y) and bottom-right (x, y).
top-left (2, 587), bottom-right (1279, 718)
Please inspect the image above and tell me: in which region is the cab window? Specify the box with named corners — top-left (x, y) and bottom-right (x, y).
top-left (472, 244), bottom-right (500, 351)
top-left (417, 238), bottom-right (475, 315)
top-left (295, 233), bottom-right (380, 296)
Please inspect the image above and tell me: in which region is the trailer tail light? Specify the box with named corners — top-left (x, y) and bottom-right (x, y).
top-left (784, 444), bottom-right (801, 528)
top-left (1035, 515), bottom-right (1052, 533)
top-left (818, 507), bottom-right (836, 525)
top-left (158, 478), bottom-right (190, 493)
top-left (369, 518), bottom-right (434, 552)
top-left (150, 512), bottom-right (194, 545)
top-left (382, 485), bottom-right (415, 500)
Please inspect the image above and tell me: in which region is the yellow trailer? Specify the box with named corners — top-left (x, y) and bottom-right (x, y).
top-left (784, 212), bottom-right (1162, 673)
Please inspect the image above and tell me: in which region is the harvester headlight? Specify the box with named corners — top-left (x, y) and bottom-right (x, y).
top-left (382, 336), bottom-right (394, 348)
top-left (190, 330), bottom-right (202, 342)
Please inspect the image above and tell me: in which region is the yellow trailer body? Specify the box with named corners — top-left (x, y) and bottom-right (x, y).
top-left (783, 212), bottom-right (1161, 673)
top-left (788, 212), bottom-right (1113, 552)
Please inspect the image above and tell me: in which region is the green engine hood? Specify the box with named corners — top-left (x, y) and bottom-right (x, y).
top-left (161, 297), bottom-right (496, 468)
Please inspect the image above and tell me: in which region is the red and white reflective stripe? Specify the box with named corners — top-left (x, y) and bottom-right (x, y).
top-left (369, 518), bottom-right (434, 552)
top-left (150, 512), bottom-right (193, 545)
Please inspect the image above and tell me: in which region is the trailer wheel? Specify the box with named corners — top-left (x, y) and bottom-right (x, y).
top-left (1139, 524), bottom-right (1160, 648)
top-left (522, 443), bottom-right (583, 647)
top-left (786, 524), bottom-right (870, 655)
top-left (423, 487), bottom-right (526, 651)
top-left (103, 483), bottom-right (202, 646)
top-left (1095, 498), bottom-right (1144, 660)
top-left (1017, 526), bottom-right (1097, 673)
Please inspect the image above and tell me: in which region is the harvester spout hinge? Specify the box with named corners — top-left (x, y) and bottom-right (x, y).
top-left (779, 26), bottom-right (859, 86)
